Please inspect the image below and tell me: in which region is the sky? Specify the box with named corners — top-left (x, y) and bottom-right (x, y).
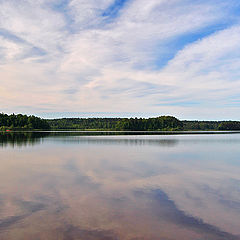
top-left (0, 0), bottom-right (240, 120)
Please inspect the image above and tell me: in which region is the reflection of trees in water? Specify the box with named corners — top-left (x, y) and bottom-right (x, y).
top-left (0, 132), bottom-right (50, 148)
top-left (2, 131), bottom-right (240, 148)
top-left (46, 131), bottom-right (181, 136)
top-left (50, 137), bottom-right (179, 147)
top-left (0, 132), bottom-right (179, 147)
top-left (92, 138), bottom-right (178, 147)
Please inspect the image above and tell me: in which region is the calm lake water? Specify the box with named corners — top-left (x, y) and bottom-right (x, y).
top-left (0, 132), bottom-right (240, 240)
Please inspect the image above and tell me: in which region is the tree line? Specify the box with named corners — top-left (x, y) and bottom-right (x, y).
top-left (1, 113), bottom-right (240, 131)
top-left (48, 117), bottom-right (240, 131)
top-left (182, 120), bottom-right (240, 131)
top-left (0, 113), bottom-right (50, 130)
top-left (47, 116), bottom-right (183, 131)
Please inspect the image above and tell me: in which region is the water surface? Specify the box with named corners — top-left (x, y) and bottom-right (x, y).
top-left (0, 132), bottom-right (240, 240)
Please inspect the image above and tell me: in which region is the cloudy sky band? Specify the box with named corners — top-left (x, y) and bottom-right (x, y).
top-left (1, 0), bottom-right (240, 119)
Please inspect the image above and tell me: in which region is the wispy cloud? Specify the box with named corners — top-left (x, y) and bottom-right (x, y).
top-left (0, 0), bottom-right (240, 119)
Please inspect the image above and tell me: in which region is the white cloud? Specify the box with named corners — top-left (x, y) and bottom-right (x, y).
top-left (0, 0), bottom-right (240, 119)
top-left (68, 0), bottom-right (115, 28)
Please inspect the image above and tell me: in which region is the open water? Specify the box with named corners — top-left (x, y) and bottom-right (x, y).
top-left (0, 132), bottom-right (240, 240)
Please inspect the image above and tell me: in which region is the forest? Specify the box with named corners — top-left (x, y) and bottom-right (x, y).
top-left (0, 113), bottom-right (50, 130)
top-left (182, 120), bottom-right (240, 131)
top-left (1, 113), bottom-right (240, 131)
top-left (47, 116), bottom-right (183, 131)
top-left (48, 117), bottom-right (240, 131)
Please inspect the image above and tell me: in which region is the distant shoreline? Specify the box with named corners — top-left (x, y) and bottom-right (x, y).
top-left (1, 113), bottom-right (240, 131)
top-left (2, 130), bottom-right (240, 136)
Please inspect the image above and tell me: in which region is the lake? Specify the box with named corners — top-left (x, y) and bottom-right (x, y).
top-left (0, 132), bottom-right (240, 240)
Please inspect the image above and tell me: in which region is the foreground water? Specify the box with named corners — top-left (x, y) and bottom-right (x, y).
top-left (0, 132), bottom-right (240, 240)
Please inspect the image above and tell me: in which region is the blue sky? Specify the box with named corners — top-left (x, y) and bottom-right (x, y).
top-left (1, 0), bottom-right (240, 120)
